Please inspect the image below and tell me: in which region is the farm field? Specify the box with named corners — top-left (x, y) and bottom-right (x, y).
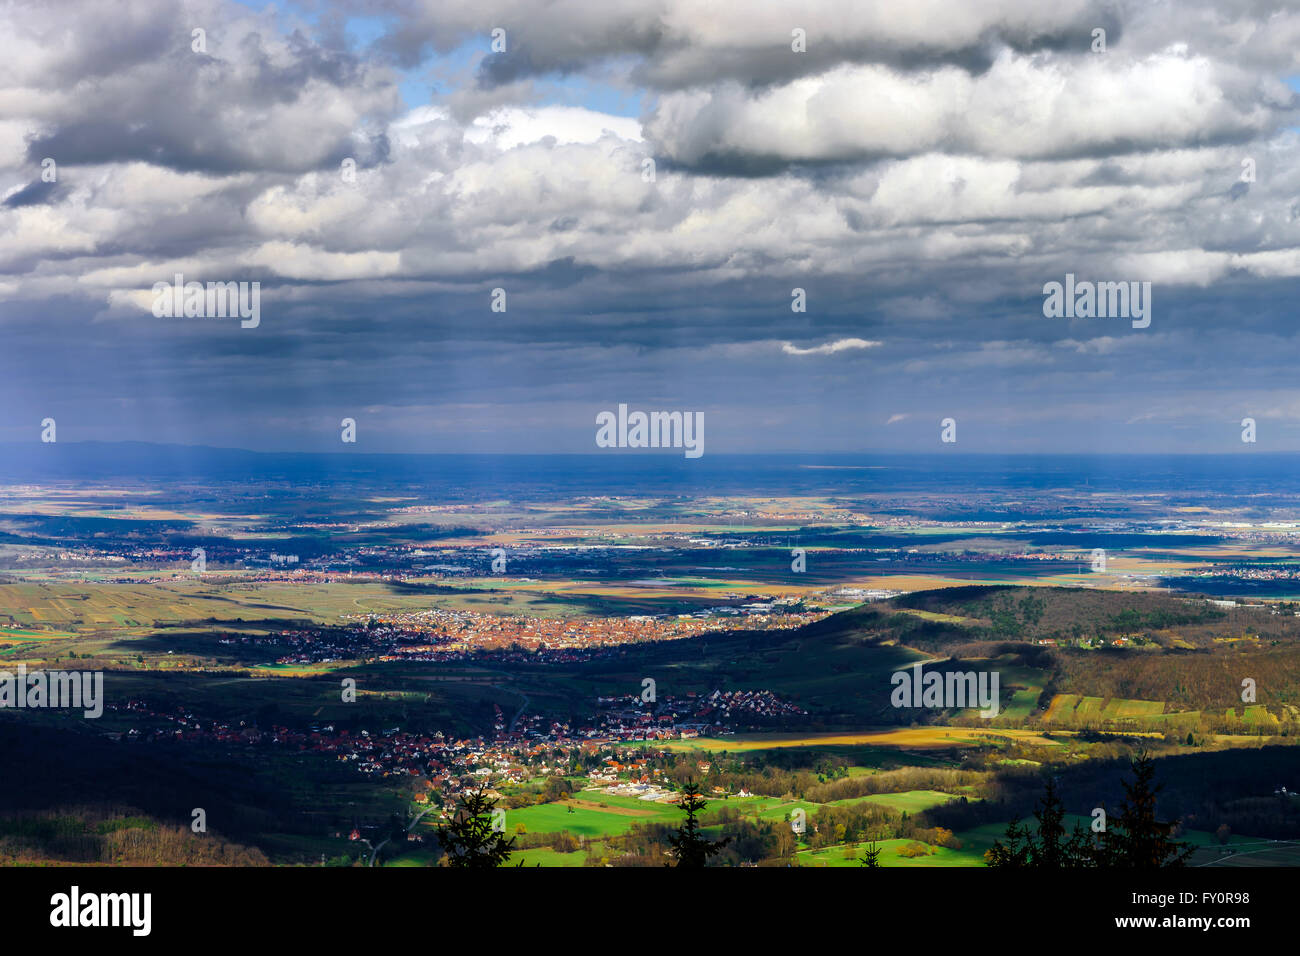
top-left (1044, 694), bottom-right (1169, 722)
top-left (652, 727), bottom-right (1066, 753)
top-left (793, 819), bottom-right (1296, 870)
top-left (837, 790), bottom-right (968, 813)
top-left (797, 838), bottom-right (986, 867)
top-left (0, 579), bottom-right (603, 636)
top-left (503, 846), bottom-right (589, 868)
top-left (491, 801), bottom-right (676, 839)
top-left (517, 803), bottom-right (645, 838)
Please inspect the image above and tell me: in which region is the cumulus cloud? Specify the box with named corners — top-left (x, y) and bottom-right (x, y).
top-left (645, 51), bottom-right (1294, 170)
top-left (1, 0), bottom-right (399, 174)
top-left (368, 0), bottom-right (1118, 85)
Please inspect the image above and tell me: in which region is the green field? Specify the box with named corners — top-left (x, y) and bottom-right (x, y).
top-left (507, 846), bottom-right (589, 868)
top-left (497, 800), bottom-right (676, 838)
top-left (797, 838), bottom-right (986, 867)
top-left (1045, 694), bottom-right (1167, 722)
top-left (838, 790), bottom-right (966, 813)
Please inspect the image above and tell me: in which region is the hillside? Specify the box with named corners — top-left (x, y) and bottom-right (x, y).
top-left (566, 585), bottom-right (1300, 731)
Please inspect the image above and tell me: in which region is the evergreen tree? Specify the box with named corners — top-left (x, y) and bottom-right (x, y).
top-left (666, 779), bottom-right (731, 867)
top-left (435, 785), bottom-right (517, 868)
top-left (859, 840), bottom-right (882, 867)
top-left (1030, 778), bottom-right (1096, 867)
top-left (1099, 753), bottom-right (1193, 868)
top-left (986, 778), bottom-right (1094, 867)
top-left (985, 815), bottom-right (1033, 867)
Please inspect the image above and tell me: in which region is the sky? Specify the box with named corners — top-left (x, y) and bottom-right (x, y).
top-left (2, 0), bottom-right (1300, 455)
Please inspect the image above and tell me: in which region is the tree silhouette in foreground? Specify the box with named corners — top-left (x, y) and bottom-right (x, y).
top-left (666, 779), bottom-right (731, 867)
top-left (986, 778), bottom-right (1094, 867)
top-left (435, 785), bottom-right (518, 868)
top-left (859, 840), bottom-right (882, 867)
top-left (1100, 753), bottom-right (1194, 868)
top-left (987, 755), bottom-right (1191, 868)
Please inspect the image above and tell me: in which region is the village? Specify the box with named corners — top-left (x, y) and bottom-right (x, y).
top-left (253, 603), bottom-right (828, 665)
top-left (100, 681), bottom-right (808, 810)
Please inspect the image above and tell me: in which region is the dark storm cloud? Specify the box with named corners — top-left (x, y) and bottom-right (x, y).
top-left (369, 0), bottom-right (1122, 90)
top-left (9, 0), bottom-right (400, 175)
top-left (3, 180), bottom-right (59, 208)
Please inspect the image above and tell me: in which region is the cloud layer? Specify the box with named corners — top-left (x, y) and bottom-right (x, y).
top-left (2, 0), bottom-right (1300, 453)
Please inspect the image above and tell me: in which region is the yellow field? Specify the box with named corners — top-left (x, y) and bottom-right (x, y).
top-left (894, 608), bottom-right (984, 625)
top-left (654, 727), bottom-right (1066, 752)
top-left (0, 580), bottom-right (496, 632)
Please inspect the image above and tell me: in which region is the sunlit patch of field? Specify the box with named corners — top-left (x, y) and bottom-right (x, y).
top-left (834, 790), bottom-right (969, 813)
top-left (651, 727), bottom-right (1065, 753)
top-left (750, 799), bottom-right (806, 822)
top-left (0, 496), bottom-right (255, 526)
top-left (1044, 694), bottom-right (1078, 720)
top-left (1144, 540), bottom-right (1300, 559)
top-left (572, 792), bottom-right (682, 816)
top-left (893, 608), bottom-right (983, 625)
top-left (1023, 569), bottom-right (1165, 590)
top-left (1074, 697), bottom-right (1105, 718)
top-left (1103, 698), bottom-right (1166, 719)
top-left (493, 802), bottom-right (669, 838)
top-left (853, 525), bottom-right (1000, 538)
top-left (852, 572), bottom-right (1159, 595)
top-left (460, 576), bottom-right (808, 600)
top-left (1239, 704), bottom-right (1279, 726)
top-left (845, 574), bottom-right (1015, 591)
top-left (500, 847), bottom-right (589, 868)
top-left (247, 662), bottom-right (345, 677)
top-left (797, 838), bottom-right (986, 867)
top-left (846, 571), bottom-right (1154, 593)
top-left (563, 798), bottom-right (661, 817)
top-left (0, 628), bottom-right (75, 645)
top-left (1095, 554), bottom-right (1202, 574)
top-left (0, 580), bottom-right (567, 632)
top-left (1042, 695), bottom-right (1169, 722)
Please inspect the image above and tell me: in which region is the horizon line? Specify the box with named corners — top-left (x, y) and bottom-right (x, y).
top-left (4, 440), bottom-right (1299, 459)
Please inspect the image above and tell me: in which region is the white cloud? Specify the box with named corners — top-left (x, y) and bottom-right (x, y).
top-left (645, 50), bottom-right (1291, 167)
top-left (464, 106), bottom-right (642, 148)
top-left (781, 338), bottom-right (882, 356)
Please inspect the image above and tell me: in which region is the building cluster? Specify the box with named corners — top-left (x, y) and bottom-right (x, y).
top-left (595, 689), bottom-right (807, 731)
top-left (339, 605), bottom-right (826, 661)
top-left (100, 681), bottom-right (796, 801)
